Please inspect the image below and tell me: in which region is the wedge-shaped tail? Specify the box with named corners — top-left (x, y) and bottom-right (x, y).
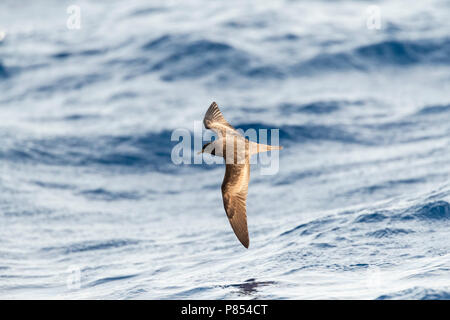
top-left (252, 143), bottom-right (283, 154)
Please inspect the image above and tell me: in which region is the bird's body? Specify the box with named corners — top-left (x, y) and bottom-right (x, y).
top-left (200, 102), bottom-right (282, 248)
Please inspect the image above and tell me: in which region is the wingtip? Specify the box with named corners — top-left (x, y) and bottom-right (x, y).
top-left (240, 238), bottom-right (250, 249)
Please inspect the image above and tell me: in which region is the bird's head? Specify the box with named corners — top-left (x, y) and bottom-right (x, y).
top-left (197, 142), bottom-right (216, 155)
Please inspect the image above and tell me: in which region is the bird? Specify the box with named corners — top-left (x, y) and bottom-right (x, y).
top-left (199, 102), bottom-right (283, 248)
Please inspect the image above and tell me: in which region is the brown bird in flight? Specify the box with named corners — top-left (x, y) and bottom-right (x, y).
top-left (199, 102), bottom-right (282, 248)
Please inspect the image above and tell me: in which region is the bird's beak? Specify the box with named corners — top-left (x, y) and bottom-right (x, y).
top-left (197, 150), bottom-right (203, 155)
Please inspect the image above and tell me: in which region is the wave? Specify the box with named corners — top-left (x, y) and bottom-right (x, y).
top-left (366, 228), bottom-right (413, 238)
top-left (345, 178), bottom-right (426, 197)
top-left (236, 122), bottom-right (366, 144)
top-left (144, 37), bottom-right (450, 80)
top-left (87, 274), bottom-right (139, 288)
top-left (51, 48), bottom-right (107, 60)
top-left (36, 35), bottom-right (450, 88)
top-left (42, 239), bottom-right (139, 255)
top-left (32, 181), bottom-right (74, 190)
top-left (377, 287), bottom-right (450, 300)
top-left (102, 34), bottom-right (284, 81)
top-left (293, 38), bottom-right (450, 75)
top-left (398, 201), bottom-right (450, 221)
top-left (78, 188), bottom-right (144, 201)
top-left (35, 73), bottom-right (109, 94)
top-left (285, 99), bottom-right (366, 114)
top-left (0, 131), bottom-right (176, 171)
top-left (137, 37), bottom-right (450, 81)
top-left (140, 35), bottom-right (251, 81)
top-left (280, 198), bottom-right (450, 241)
top-left (280, 100), bottom-right (354, 114)
top-left (354, 38), bottom-right (450, 65)
top-left (416, 104), bottom-right (450, 115)
top-left (354, 212), bottom-right (388, 223)
top-left (280, 217), bottom-right (338, 237)
top-left (0, 61), bottom-right (8, 79)
top-left (1, 207), bottom-right (52, 218)
top-left (0, 121), bottom-right (371, 171)
top-left (129, 6), bottom-right (166, 17)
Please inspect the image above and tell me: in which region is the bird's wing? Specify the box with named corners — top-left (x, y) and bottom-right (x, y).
top-left (221, 161), bottom-right (251, 248)
top-left (203, 102), bottom-right (240, 137)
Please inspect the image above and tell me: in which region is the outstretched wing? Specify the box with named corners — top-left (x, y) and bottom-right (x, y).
top-left (221, 161), bottom-right (251, 248)
top-left (203, 102), bottom-right (239, 137)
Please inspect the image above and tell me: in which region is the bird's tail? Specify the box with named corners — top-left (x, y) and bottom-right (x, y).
top-left (268, 145), bottom-right (283, 151)
top-left (256, 144), bottom-right (283, 153)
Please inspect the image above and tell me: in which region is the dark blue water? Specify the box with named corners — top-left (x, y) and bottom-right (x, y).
top-left (0, 0), bottom-right (449, 299)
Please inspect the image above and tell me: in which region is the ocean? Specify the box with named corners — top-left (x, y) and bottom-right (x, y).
top-left (0, 0), bottom-right (449, 299)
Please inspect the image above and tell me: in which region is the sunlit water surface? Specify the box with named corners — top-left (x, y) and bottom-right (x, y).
top-left (0, 0), bottom-right (449, 299)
